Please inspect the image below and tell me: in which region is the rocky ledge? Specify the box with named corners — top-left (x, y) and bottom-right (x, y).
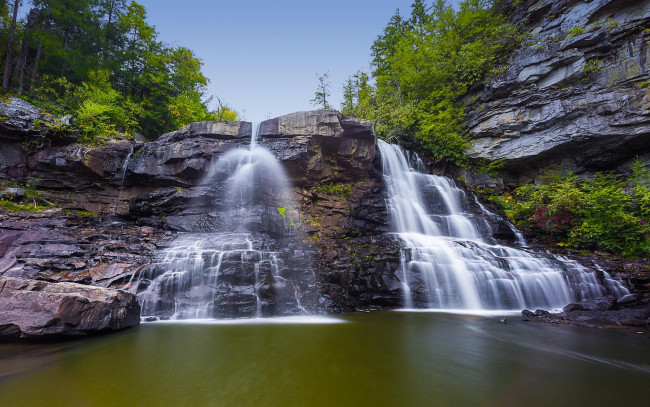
top-left (0, 100), bottom-right (645, 331)
top-left (0, 107), bottom-right (407, 319)
top-left (522, 296), bottom-right (650, 334)
top-left (0, 276), bottom-right (140, 341)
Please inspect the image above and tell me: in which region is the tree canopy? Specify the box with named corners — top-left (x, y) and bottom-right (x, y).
top-left (342, 0), bottom-right (520, 165)
top-left (0, 0), bottom-right (238, 141)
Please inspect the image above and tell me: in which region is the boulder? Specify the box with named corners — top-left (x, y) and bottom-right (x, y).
top-left (260, 110), bottom-right (344, 138)
top-left (562, 296), bottom-right (616, 312)
top-left (0, 276), bottom-right (140, 341)
top-left (0, 97), bottom-right (46, 138)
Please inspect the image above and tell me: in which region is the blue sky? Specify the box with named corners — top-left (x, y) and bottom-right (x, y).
top-left (137, 0), bottom-right (457, 121)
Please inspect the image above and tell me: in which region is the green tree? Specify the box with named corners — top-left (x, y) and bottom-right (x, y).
top-left (3, 0), bottom-right (236, 141)
top-left (345, 0), bottom-right (520, 165)
top-left (310, 71), bottom-right (331, 110)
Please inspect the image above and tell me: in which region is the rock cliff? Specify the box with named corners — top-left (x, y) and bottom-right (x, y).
top-left (0, 105), bottom-right (406, 319)
top-left (466, 0), bottom-right (650, 186)
top-left (2, 0), bottom-right (649, 331)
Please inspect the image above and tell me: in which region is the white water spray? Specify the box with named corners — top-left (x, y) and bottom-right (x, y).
top-left (378, 140), bottom-right (618, 311)
top-left (132, 122), bottom-right (301, 319)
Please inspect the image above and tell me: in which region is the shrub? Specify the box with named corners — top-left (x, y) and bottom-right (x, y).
top-left (490, 161), bottom-right (650, 256)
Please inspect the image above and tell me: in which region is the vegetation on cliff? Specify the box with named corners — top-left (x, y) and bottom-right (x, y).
top-left (341, 0), bottom-right (520, 165)
top-left (0, 0), bottom-right (237, 142)
top-left (487, 160), bottom-right (650, 257)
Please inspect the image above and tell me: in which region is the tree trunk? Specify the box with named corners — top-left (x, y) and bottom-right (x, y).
top-left (2, 0), bottom-right (21, 92)
top-left (103, 0), bottom-right (115, 65)
top-left (17, 8), bottom-right (39, 95)
top-left (30, 16), bottom-right (48, 93)
top-left (60, 29), bottom-right (69, 77)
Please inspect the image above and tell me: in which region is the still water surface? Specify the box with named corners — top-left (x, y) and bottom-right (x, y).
top-left (0, 311), bottom-right (648, 406)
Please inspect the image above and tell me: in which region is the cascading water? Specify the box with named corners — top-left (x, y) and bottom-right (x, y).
top-left (119, 146), bottom-right (135, 188)
top-left (132, 123), bottom-right (307, 319)
top-left (378, 140), bottom-right (625, 311)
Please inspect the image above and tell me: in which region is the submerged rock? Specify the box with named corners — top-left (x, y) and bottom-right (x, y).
top-left (0, 276), bottom-right (140, 341)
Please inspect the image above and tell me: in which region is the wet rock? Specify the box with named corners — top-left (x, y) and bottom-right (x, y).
top-left (521, 309), bottom-right (537, 321)
top-left (563, 297), bottom-right (616, 312)
top-left (0, 276), bottom-right (140, 341)
top-left (523, 296), bottom-right (650, 331)
top-left (0, 209), bottom-right (171, 287)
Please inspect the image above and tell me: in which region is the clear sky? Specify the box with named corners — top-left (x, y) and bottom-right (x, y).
top-left (136, 0), bottom-right (454, 121)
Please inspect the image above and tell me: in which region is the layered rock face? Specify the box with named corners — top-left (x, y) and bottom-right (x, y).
top-left (0, 276), bottom-right (140, 340)
top-left (0, 107), bottom-right (405, 317)
top-left (467, 0), bottom-right (650, 186)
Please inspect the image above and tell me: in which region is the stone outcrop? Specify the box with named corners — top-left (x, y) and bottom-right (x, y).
top-left (0, 97), bottom-right (49, 138)
top-left (0, 209), bottom-right (170, 286)
top-left (522, 296), bottom-right (650, 331)
top-left (158, 121), bottom-right (252, 142)
top-left (466, 0), bottom-right (650, 185)
top-left (0, 276), bottom-right (140, 341)
top-left (1, 98), bottom-right (644, 325)
top-left (0, 108), bottom-right (405, 318)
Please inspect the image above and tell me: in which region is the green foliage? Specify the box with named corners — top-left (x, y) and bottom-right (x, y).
top-left (276, 206), bottom-right (287, 218)
top-left (583, 58), bottom-right (604, 76)
top-left (2, 0), bottom-right (238, 142)
top-left (24, 177), bottom-right (42, 198)
top-left (75, 210), bottom-right (98, 218)
top-left (315, 182), bottom-right (352, 199)
top-left (167, 91), bottom-right (213, 131)
top-left (472, 157), bottom-right (506, 176)
top-left (0, 198), bottom-right (53, 213)
top-left (0, 200), bottom-right (50, 213)
top-left (342, 0), bottom-right (520, 166)
top-left (491, 161), bottom-right (650, 257)
top-left (567, 26), bottom-right (585, 38)
top-left (310, 71), bottom-right (331, 110)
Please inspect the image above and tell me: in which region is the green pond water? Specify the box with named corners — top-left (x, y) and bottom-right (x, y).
top-left (0, 311), bottom-right (648, 406)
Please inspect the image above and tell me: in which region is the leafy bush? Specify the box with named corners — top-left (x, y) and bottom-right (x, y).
top-left (490, 161), bottom-right (650, 256)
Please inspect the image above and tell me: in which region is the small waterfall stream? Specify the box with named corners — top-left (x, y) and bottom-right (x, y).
top-left (378, 140), bottom-right (627, 311)
top-left (132, 124), bottom-right (305, 320)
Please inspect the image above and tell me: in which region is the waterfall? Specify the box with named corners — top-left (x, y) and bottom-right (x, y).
top-left (120, 146), bottom-right (135, 188)
top-left (378, 140), bottom-right (619, 311)
top-left (132, 123), bottom-right (303, 320)
top-left (115, 146), bottom-right (135, 213)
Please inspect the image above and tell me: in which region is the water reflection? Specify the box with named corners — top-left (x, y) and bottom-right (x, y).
top-left (0, 312), bottom-right (647, 406)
